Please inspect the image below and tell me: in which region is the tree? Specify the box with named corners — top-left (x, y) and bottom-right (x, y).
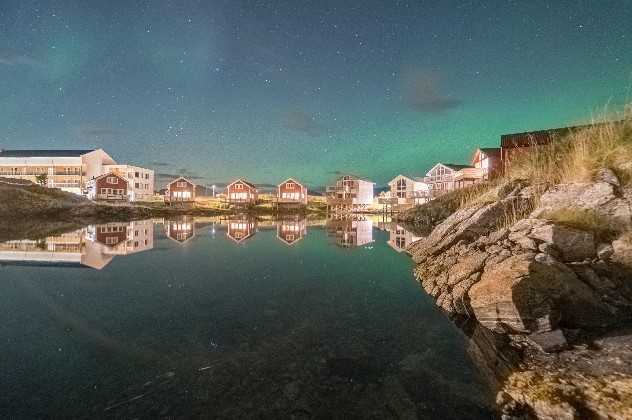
top-left (35, 173), bottom-right (48, 186)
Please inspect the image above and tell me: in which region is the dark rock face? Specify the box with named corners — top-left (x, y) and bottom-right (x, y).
top-left (410, 177), bottom-right (632, 336)
top-left (408, 173), bottom-right (632, 419)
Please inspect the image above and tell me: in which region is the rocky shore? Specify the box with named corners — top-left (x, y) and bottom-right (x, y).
top-left (405, 169), bottom-right (632, 419)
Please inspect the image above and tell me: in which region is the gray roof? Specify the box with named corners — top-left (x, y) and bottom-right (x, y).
top-left (0, 149), bottom-right (95, 158)
top-left (442, 163), bottom-right (473, 171)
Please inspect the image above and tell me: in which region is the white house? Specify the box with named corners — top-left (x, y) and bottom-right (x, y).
top-left (423, 163), bottom-right (472, 197)
top-left (385, 174), bottom-right (431, 207)
top-left (325, 175), bottom-right (375, 212)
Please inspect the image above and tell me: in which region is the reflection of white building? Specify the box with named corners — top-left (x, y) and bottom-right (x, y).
top-left (326, 216), bottom-right (374, 248)
top-left (384, 223), bottom-right (422, 253)
top-left (0, 220), bottom-right (155, 270)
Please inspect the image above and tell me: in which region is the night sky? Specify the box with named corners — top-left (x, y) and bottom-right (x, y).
top-left (1, 1), bottom-right (631, 188)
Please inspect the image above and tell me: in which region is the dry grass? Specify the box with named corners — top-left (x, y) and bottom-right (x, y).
top-left (506, 106), bottom-right (632, 186)
top-left (541, 207), bottom-right (616, 241)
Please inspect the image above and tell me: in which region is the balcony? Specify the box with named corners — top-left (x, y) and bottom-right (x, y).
top-left (453, 167), bottom-right (484, 182)
top-left (326, 185), bottom-right (358, 194)
top-left (96, 194), bottom-right (127, 200)
top-left (424, 175), bottom-right (453, 183)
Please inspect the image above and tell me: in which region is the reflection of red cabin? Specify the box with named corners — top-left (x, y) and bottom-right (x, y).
top-left (227, 219), bottom-right (257, 243)
top-left (277, 219), bottom-right (307, 245)
top-left (89, 173), bottom-right (128, 201)
top-left (165, 177), bottom-right (196, 203)
top-left (226, 179), bottom-right (258, 205)
top-left (166, 218), bottom-right (196, 244)
top-left (471, 148), bottom-right (501, 179)
top-left (95, 223), bottom-right (128, 247)
top-left (277, 178), bottom-right (308, 205)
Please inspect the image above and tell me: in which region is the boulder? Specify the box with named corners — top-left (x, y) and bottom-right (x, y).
top-left (410, 195), bottom-right (532, 258)
top-left (534, 180), bottom-right (632, 231)
top-left (527, 329), bottom-right (568, 353)
top-left (611, 233), bottom-right (632, 267)
top-left (451, 272), bottom-right (481, 314)
top-left (468, 252), bottom-right (614, 333)
top-left (446, 252), bottom-right (488, 286)
top-left (537, 182), bottom-right (617, 213)
top-left (528, 224), bottom-right (595, 262)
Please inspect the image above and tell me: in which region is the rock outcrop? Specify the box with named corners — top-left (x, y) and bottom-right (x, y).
top-left (407, 170), bottom-right (632, 418)
top-left (409, 176), bottom-right (632, 336)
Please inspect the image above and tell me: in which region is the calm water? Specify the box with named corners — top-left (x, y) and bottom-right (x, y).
top-left (0, 216), bottom-right (495, 419)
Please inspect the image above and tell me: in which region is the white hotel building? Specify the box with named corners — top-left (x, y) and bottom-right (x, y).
top-left (0, 149), bottom-right (154, 202)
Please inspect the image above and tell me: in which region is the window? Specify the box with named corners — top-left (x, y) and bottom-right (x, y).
top-left (105, 236), bottom-right (119, 245)
top-left (135, 183), bottom-right (139, 188)
top-left (285, 182), bottom-right (295, 189)
top-left (107, 177), bottom-right (118, 184)
top-left (177, 181), bottom-right (187, 187)
top-left (135, 172), bottom-right (139, 177)
top-left (145, 173), bottom-right (149, 179)
top-left (100, 188), bottom-right (107, 195)
top-left (234, 183), bottom-right (243, 190)
top-left (395, 178), bottom-right (407, 198)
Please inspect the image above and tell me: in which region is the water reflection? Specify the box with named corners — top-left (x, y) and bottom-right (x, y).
top-left (276, 216), bottom-right (307, 246)
top-left (0, 219), bottom-right (155, 270)
top-left (226, 217), bottom-right (258, 243)
top-left (0, 216), bottom-right (496, 419)
top-left (165, 216), bottom-right (197, 244)
top-left (326, 215), bottom-right (374, 248)
top-left (0, 217), bottom-right (426, 268)
top-left (377, 221), bottom-right (424, 253)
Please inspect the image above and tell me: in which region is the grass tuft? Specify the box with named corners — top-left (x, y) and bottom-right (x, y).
top-left (541, 208), bottom-right (617, 241)
top-left (506, 106), bottom-right (632, 186)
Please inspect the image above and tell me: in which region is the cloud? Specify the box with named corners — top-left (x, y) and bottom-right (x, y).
top-left (282, 110), bottom-right (322, 136)
top-left (0, 51), bottom-right (43, 68)
top-left (150, 161), bottom-right (170, 167)
top-left (403, 70), bottom-right (461, 113)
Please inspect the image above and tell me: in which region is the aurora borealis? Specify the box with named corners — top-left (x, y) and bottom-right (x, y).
top-left (1, 1), bottom-right (631, 188)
